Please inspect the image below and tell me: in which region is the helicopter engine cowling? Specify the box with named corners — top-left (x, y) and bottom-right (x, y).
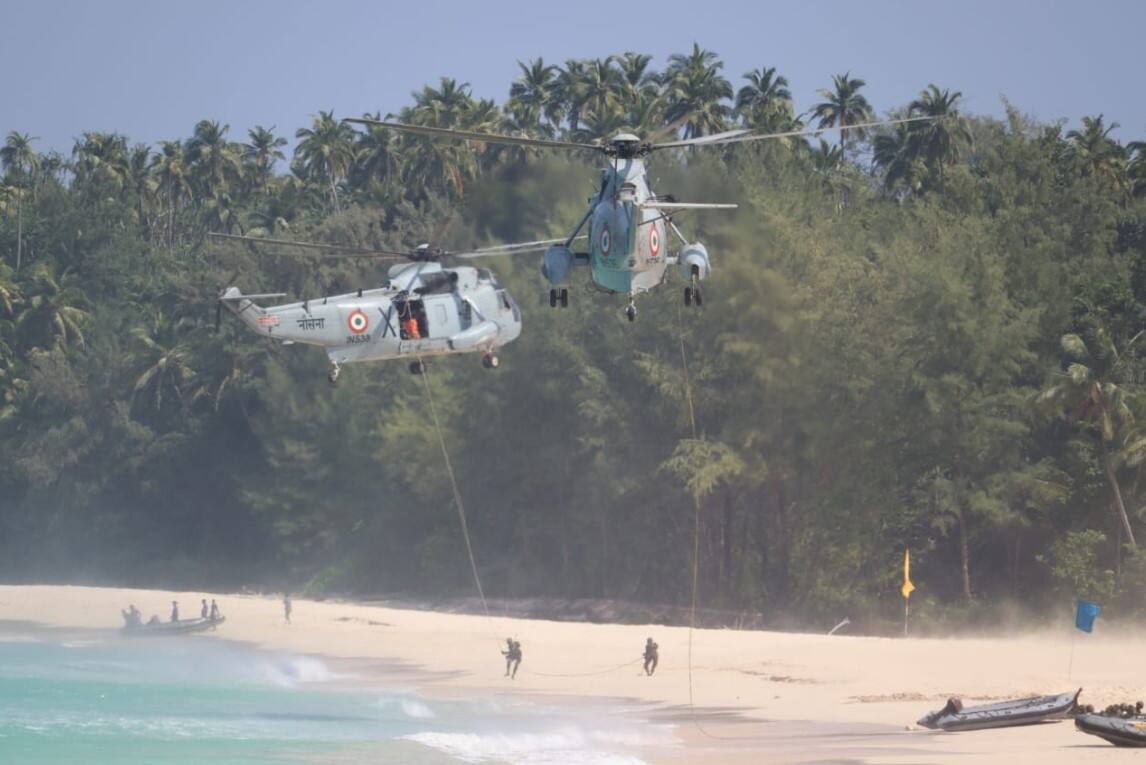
top-left (448, 320), bottom-right (499, 351)
top-left (542, 244), bottom-right (573, 286)
top-left (679, 243), bottom-right (712, 281)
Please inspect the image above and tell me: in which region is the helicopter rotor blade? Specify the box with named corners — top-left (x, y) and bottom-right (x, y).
top-left (649, 115), bottom-right (936, 151)
top-left (642, 110), bottom-right (696, 145)
top-left (344, 118), bottom-right (604, 153)
top-left (208, 232), bottom-right (410, 260)
top-left (453, 235), bottom-right (588, 259)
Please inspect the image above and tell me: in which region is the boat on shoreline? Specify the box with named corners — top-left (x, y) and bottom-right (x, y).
top-left (1075, 714), bottom-right (1146, 746)
top-left (121, 616), bottom-right (225, 637)
top-left (917, 689), bottom-right (1082, 731)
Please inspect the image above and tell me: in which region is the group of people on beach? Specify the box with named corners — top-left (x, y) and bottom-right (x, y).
top-left (121, 599), bottom-right (222, 627)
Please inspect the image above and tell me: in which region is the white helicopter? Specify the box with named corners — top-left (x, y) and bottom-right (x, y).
top-left (212, 233), bottom-right (565, 383)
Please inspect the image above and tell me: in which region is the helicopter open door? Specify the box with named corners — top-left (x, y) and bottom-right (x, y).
top-left (399, 296), bottom-right (454, 354)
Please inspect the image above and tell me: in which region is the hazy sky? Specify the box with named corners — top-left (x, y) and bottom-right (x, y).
top-left (3, 0), bottom-right (1144, 155)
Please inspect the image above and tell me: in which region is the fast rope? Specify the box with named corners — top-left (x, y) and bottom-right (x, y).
top-left (416, 356), bottom-right (499, 646)
top-left (526, 657), bottom-right (645, 678)
top-left (677, 301), bottom-right (757, 742)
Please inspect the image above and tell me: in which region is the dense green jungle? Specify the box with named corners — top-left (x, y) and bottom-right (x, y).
top-left (4, 48), bottom-right (1146, 631)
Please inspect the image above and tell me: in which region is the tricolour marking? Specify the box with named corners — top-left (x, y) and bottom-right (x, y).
top-left (257, 314), bottom-right (279, 326)
top-left (649, 224), bottom-right (660, 258)
top-left (600, 225), bottom-right (611, 256)
top-left (347, 309), bottom-right (369, 334)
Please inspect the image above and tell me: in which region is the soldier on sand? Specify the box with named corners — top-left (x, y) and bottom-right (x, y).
top-left (643, 637), bottom-right (659, 676)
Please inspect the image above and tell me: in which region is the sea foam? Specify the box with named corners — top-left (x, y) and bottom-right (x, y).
top-left (403, 727), bottom-right (650, 765)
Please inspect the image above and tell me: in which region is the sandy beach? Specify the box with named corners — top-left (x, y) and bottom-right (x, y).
top-left (2, 584), bottom-right (1144, 764)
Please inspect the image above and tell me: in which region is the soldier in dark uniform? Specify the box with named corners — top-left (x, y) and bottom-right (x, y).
top-left (201, 599), bottom-right (209, 619)
top-left (643, 637), bottom-right (659, 676)
top-left (502, 638), bottom-right (522, 679)
top-left (209, 599), bottom-right (220, 620)
top-left (170, 601), bottom-right (180, 623)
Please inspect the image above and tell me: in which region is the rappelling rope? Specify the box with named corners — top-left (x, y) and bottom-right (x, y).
top-left (526, 657), bottom-right (645, 678)
top-left (676, 302), bottom-right (758, 742)
top-left (416, 356), bottom-right (500, 647)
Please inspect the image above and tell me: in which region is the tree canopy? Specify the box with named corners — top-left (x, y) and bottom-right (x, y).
top-left (4, 51), bottom-right (1146, 632)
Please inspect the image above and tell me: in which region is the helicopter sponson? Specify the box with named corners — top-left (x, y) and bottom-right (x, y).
top-left (678, 243), bottom-right (711, 281)
top-left (219, 263), bottom-right (522, 382)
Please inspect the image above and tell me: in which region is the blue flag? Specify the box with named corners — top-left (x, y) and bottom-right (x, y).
top-left (1075, 600), bottom-right (1101, 633)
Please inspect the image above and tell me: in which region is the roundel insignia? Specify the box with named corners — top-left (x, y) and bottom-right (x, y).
top-left (600, 225), bottom-right (611, 256)
top-left (649, 225), bottom-right (661, 258)
top-left (347, 309), bottom-right (369, 334)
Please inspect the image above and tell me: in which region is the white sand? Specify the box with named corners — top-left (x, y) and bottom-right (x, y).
top-left (2, 584), bottom-right (1143, 763)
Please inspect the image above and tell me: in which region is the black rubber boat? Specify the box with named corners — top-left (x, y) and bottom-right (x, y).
top-left (917, 689), bottom-right (1082, 731)
top-left (1075, 714), bottom-right (1146, 747)
top-left (122, 616), bottom-right (225, 637)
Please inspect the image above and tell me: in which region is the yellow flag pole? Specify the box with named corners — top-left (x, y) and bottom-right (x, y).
top-left (902, 548), bottom-right (915, 638)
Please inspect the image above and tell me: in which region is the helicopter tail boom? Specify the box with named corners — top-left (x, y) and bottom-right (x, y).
top-left (219, 287), bottom-right (288, 334)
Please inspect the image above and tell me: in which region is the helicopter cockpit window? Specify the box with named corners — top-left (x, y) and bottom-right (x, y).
top-left (498, 290), bottom-right (512, 311)
top-left (477, 268), bottom-right (492, 282)
top-left (619, 182), bottom-right (637, 201)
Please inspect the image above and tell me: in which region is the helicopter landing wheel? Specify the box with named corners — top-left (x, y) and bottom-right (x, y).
top-left (409, 360), bottom-right (426, 375)
top-left (684, 286), bottom-right (693, 307)
top-left (328, 362), bottom-right (341, 385)
top-left (560, 288), bottom-right (569, 308)
top-left (549, 289), bottom-right (558, 308)
top-left (482, 353), bottom-right (499, 370)
top-left (625, 303), bottom-right (637, 323)
top-left (693, 285), bottom-right (703, 307)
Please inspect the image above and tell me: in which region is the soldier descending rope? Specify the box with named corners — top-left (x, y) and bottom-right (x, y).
top-left (502, 638), bottom-right (522, 679)
top-left (643, 637), bottom-right (659, 676)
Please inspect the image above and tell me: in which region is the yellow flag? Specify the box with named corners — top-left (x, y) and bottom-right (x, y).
top-left (901, 548), bottom-right (915, 600)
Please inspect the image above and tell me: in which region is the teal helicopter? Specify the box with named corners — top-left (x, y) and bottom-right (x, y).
top-left (346, 115), bottom-right (930, 321)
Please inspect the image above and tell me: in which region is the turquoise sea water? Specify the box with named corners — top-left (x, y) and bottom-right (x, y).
top-left (0, 626), bottom-right (661, 765)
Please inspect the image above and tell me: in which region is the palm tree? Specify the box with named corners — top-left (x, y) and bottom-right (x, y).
top-left (555, 59), bottom-right (594, 134)
top-left (872, 121), bottom-right (925, 194)
top-left (127, 143), bottom-right (156, 232)
top-left (1065, 115), bottom-right (1129, 193)
top-left (242, 125), bottom-right (287, 193)
top-left (130, 311), bottom-right (198, 414)
top-left (397, 80), bottom-right (483, 197)
top-left (1, 132), bottom-right (39, 271)
top-left (509, 58), bottom-right (562, 132)
top-left (151, 141), bottom-right (192, 251)
top-left (0, 263), bottom-right (19, 384)
top-left (14, 263), bottom-right (89, 351)
top-left (574, 107), bottom-right (631, 144)
top-left (349, 113), bottom-right (400, 190)
top-left (1037, 326), bottom-right (1143, 547)
top-left (810, 73), bottom-right (873, 146)
top-left (735, 67), bottom-right (793, 131)
top-left (294, 110), bottom-right (356, 212)
top-left (1129, 140), bottom-right (1146, 198)
top-left (907, 85), bottom-right (972, 190)
top-left (185, 120), bottom-right (242, 204)
top-left (624, 91), bottom-right (668, 138)
top-left (615, 52), bottom-right (659, 101)
top-left (572, 58), bottom-right (624, 133)
top-left (72, 132), bottom-right (130, 202)
top-left (663, 44), bottom-right (733, 138)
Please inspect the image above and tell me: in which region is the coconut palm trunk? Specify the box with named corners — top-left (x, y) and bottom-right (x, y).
top-left (1101, 442), bottom-right (1137, 548)
top-left (15, 190), bottom-right (22, 272)
top-left (957, 505), bottom-right (972, 600)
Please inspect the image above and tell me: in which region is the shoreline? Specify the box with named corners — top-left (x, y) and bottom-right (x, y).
top-left (3, 584), bottom-right (1146, 763)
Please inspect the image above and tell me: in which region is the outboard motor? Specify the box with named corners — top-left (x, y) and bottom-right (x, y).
top-left (542, 244), bottom-right (573, 286)
top-left (679, 243), bottom-right (712, 281)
